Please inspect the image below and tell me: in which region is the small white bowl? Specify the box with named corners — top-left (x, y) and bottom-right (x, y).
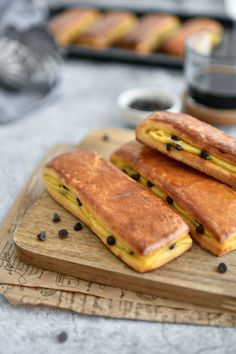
top-left (117, 87), bottom-right (181, 127)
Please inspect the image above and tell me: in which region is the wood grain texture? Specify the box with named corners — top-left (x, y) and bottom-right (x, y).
top-left (13, 128), bottom-right (236, 312)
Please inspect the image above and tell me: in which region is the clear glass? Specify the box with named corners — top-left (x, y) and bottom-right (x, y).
top-left (184, 30), bottom-right (236, 110)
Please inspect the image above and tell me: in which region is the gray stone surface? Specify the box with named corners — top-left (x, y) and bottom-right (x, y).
top-left (1, 60), bottom-right (236, 354)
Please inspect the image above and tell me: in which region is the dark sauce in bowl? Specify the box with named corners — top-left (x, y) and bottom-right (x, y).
top-left (129, 98), bottom-right (172, 112)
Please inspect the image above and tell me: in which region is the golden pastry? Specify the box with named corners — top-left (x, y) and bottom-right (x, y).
top-left (117, 14), bottom-right (180, 54)
top-left (136, 111), bottom-right (236, 188)
top-left (111, 140), bottom-right (236, 256)
top-left (43, 149), bottom-right (191, 273)
top-left (161, 18), bottom-right (222, 57)
top-left (76, 11), bottom-right (137, 48)
top-left (48, 8), bottom-right (100, 45)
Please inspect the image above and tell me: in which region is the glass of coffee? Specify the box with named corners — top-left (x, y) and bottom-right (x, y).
top-left (184, 30), bottom-right (236, 125)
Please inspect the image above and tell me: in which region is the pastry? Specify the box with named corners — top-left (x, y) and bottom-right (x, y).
top-left (48, 8), bottom-right (100, 45)
top-left (111, 140), bottom-right (236, 256)
top-left (43, 150), bottom-right (191, 273)
top-left (161, 18), bottom-right (222, 57)
top-left (117, 14), bottom-right (180, 54)
top-left (136, 111), bottom-right (236, 188)
top-left (75, 12), bottom-right (137, 48)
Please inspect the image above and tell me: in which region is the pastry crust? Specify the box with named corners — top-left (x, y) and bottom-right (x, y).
top-left (43, 149), bottom-right (191, 272)
top-left (136, 111), bottom-right (236, 188)
top-left (48, 8), bottom-right (100, 45)
top-left (117, 14), bottom-right (180, 54)
top-left (75, 12), bottom-right (137, 48)
top-left (111, 140), bottom-right (236, 256)
top-left (161, 18), bottom-right (222, 57)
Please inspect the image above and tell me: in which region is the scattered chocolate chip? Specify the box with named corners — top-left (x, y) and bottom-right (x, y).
top-left (77, 197), bottom-right (82, 206)
top-left (131, 173), bottom-right (140, 181)
top-left (175, 144), bottom-right (183, 151)
top-left (73, 222), bottom-right (83, 231)
top-left (62, 185), bottom-right (69, 190)
top-left (52, 213), bottom-right (61, 223)
top-left (122, 169), bottom-right (127, 174)
top-left (196, 224), bottom-right (204, 234)
top-left (218, 262), bottom-right (227, 274)
top-left (169, 243), bottom-right (175, 250)
top-left (57, 331), bottom-right (68, 343)
top-left (166, 143), bottom-right (172, 151)
top-left (166, 196), bottom-right (173, 205)
top-left (200, 150), bottom-right (210, 160)
top-left (58, 229), bottom-right (68, 239)
top-left (129, 250), bottom-right (134, 255)
top-left (102, 134), bottom-right (109, 141)
top-left (147, 180), bottom-right (154, 188)
top-left (171, 135), bottom-right (179, 141)
top-left (37, 231), bottom-right (46, 241)
top-left (106, 235), bottom-right (116, 246)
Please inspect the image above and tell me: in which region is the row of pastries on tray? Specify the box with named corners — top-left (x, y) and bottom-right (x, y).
top-left (43, 112), bottom-right (236, 273)
top-left (48, 8), bottom-right (223, 57)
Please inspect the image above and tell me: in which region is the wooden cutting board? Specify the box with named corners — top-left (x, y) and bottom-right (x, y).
top-left (14, 128), bottom-right (236, 312)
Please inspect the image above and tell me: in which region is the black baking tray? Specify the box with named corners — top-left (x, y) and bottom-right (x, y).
top-left (49, 2), bottom-right (235, 69)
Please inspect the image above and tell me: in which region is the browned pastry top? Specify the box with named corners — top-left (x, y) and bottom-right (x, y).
top-left (136, 111), bottom-right (236, 164)
top-left (119, 14), bottom-right (177, 46)
top-left (161, 18), bottom-right (222, 56)
top-left (48, 8), bottom-right (97, 35)
top-left (111, 140), bottom-right (236, 242)
top-left (45, 150), bottom-right (188, 255)
top-left (80, 12), bottom-right (134, 38)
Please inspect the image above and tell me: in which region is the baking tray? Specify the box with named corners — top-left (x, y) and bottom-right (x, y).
top-left (49, 3), bottom-right (235, 69)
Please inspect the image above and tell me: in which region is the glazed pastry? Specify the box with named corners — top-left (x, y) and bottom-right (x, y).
top-left (136, 111), bottom-right (236, 188)
top-left (111, 140), bottom-right (236, 256)
top-left (43, 150), bottom-right (191, 273)
top-left (117, 14), bottom-right (180, 54)
top-left (48, 8), bottom-right (100, 45)
top-left (76, 12), bottom-right (137, 48)
top-left (161, 18), bottom-right (222, 57)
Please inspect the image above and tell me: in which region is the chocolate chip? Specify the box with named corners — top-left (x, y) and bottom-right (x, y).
top-left (171, 135), bottom-right (179, 141)
top-left (52, 213), bottom-right (61, 223)
top-left (200, 150), bottom-right (210, 160)
top-left (37, 231), bottom-right (46, 241)
top-left (77, 197), bottom-right (82, 206)
top-left (147, 180), bottom-right (154, 188)
top-left (73, 222), bottom-right (83, 231)
top-left (102, 134), bottom-right (109, 141)
top-left (106, 235), bottom-right (116, 246)
top-left (219, 149), bottom-right (226, 154)
top-left (129, 250), bottom-right (134, 255)
top-left (57, 331), bottom-right (68, 343)
top-left (58, 229), bottom-right (68, 239)
top-left (166, 196), bottom-right (173, 205)
top-left (169, 243), bottom-right (175, 250)
top-left (62, 185), bottom-right (69, 190)
top-left (131, 173), bottom-right (140, 181)
top-left (218, 262), bottom-right (227, 274)
top-left (166, 143), bottom-right (172, 151)
top-left (175, 144), bottom-right (183, 151)
top-left (122, 169), bottom-right (127, 174)
top-left (196, 224), bottom-right (204, 234)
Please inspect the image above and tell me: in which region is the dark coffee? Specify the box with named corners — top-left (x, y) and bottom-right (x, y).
top-left (188, 66), bottom-right (236, 109)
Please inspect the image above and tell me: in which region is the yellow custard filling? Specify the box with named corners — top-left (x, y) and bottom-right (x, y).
top-left (43, 174), bottom-right (191, 272)
top-left (148, 130), bottom-right (236, 175)
top-left (114, 162), bottom-right (236, 255)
